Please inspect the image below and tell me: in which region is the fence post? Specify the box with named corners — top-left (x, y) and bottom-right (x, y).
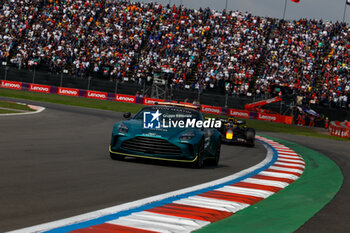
top-left (291, 102), bottom-right (295, 125)
top-left (170, 85), bottom-right (173, 101)
top-left (142, 80), bottom-right (146, 97)
top-left (32, 67), bottom-right (36, 83)
top-left (2, 62), bottom-right (8, 80)
top-left (5, 67), bottom-right (7, 80)
top-left (197, 87), bottom-right (201, 103)
top-left (279, 100), bottom-right (283, 114)
top-left (60, 73), bottom-right (63, 87)
top-left (115, 79), bottom-right (119, 94)
top-left (87, 76), bottom-right (91, 90)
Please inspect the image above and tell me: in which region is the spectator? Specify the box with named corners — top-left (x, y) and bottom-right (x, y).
top-left (0, 1), bottom-right (348, 110)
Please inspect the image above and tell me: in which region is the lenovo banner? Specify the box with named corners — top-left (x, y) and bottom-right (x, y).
top-left (228, 109), bottom-right (250, 119)
top-left (29, 84), bottom-right (50, 93)
top-left (143, 98), bottom-right (165, 105)
top-left (86, 90), bottom-right (108, 100)
top-left (200, 105), bottom-right (222, 115)
top-left (257, 112), bottom-right (285, 123)
top-left (1, 80), bottom-right (22, 90)
top-left (115, 94), bottom-right (136, 103)
top-left (58, 87), bottom-right (79, 97)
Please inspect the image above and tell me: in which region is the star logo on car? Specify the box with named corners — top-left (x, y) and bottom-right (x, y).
top-left (151, 110), bottom-right (162, 122)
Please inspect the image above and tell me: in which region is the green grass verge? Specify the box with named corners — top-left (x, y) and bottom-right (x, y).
top-left (0, 100), bottom-right (34, 111)
top-left (245, 119), bottom-right (348, 141)
top-left (196, 135), bottom-right (343, 233)
top-left (0, 88), bottom-right (143, 113)
top-left (0, 88), bottom-right (348, 141)
top-left (0, 109), bottom-right (21, 114)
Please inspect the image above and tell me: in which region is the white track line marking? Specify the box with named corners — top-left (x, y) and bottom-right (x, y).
top-left (108, 216), bottom-right (199, 233)
top-left (277, 158), bottom-right (305, 164)
top-left (217, 186), bottom-right (274, 198)
top-left (269, 166), bottom-right (303, 174)
top-left (259, 171), bottom-right (299, 180)
top-left (0, 104), bottom-right (45, 116)
top-left (186, 196), bottom-right (249, 213)
top-left (276, 149), bottom-right (296, 152)
top-left (277, 150), bottom-right (299, 154)
top-left (277, 156), bottom-right (304, 162)
top-left (173, 199), bottom-right (233, 212)
top-left (128, 212), bottom-right (209, 228)
top-left (243, 178), bottom-right (289, 188)
top-left (274, 161), bottom-right (305, 168)
top-left (273, 146), bottom-right (290, 149)
top-left (276, 154), bottom-right (301, 159)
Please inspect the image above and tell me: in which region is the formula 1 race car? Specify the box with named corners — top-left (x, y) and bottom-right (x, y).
top-left (218, 118), bottom-right (256, 147)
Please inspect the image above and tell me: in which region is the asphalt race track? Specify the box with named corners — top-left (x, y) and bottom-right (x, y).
top-left (0, 97), bottom-right (267, 232)
top-left (2, 97), bottom-right (349, 233)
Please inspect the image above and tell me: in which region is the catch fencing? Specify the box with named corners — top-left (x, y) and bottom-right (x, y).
top-left (1, 66), bottom-right (349, 122)
top-left (1, 79), bottom-right (293, 124)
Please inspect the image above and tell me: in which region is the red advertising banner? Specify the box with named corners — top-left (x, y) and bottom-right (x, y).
top-left (284, 116), bottom-right (292, 124)
top-left (257, 112), bottom-right (286, 123)
top-left (115, 94), bottom-right (136, 103)
top-left (29, 84), bottom-right (50, 93)
top-left (200, 105), bottom-right (222, 115)
top-left (1, 80), bottom-right (22, 90)
top-left (58, 87), bottom-right (79, 97)
top-left (86, 90), bottom-right (107, 100)
top-left (143, 98), bottom-right (165, 105)
top-left (228, 109), bottom-right (250, 119)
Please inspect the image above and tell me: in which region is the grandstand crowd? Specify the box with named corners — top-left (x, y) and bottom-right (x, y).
top-left (0, 1), bottom-right (349, 109)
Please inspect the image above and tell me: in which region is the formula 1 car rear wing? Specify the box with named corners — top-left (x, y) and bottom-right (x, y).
top-left (155, 102), bottom-right (200, 110)
top-left (244, 96), bottom-right (282, 111)
top-left (212, 117), bottom-right (246, 125)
